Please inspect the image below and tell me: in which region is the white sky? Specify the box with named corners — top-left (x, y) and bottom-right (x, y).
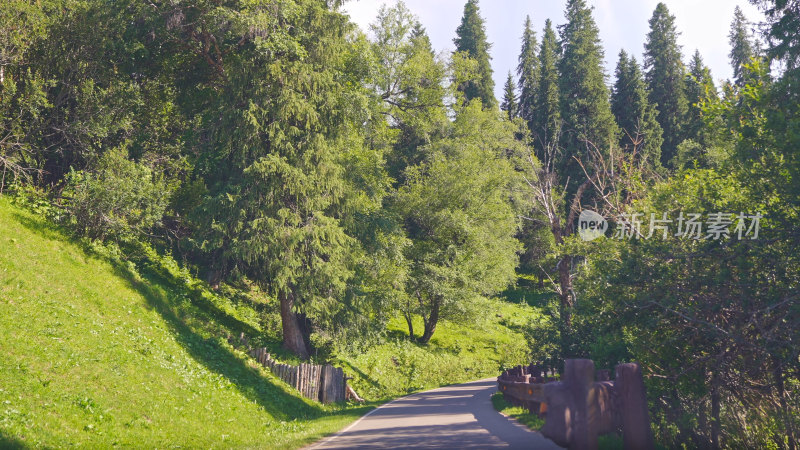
top-left (341, 0), bottom-right (764, 99)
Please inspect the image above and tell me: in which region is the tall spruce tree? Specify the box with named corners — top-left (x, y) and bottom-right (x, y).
top-left (729, 6), bottom-right (756, 86)
top-left (685, 50), bottom-right (717, 144)
top-left (531, 19), bottom-right (561, 157)
top-left (672, 50), bottom-right (721, 169)
top-left (516, 16), bottom-right (538, 127)
top-left (500, 71), bottom-right (518, 120)
top-left (558, 0), bottom-right (618, 192)
top-left (611, 50), bottom-right (663, 169)
top-left (193, 1), bottom-right (364, 359)
top-left (453, 0), bottom-right (496, 108)
top-left (644, 2), bottom-right (688, 168)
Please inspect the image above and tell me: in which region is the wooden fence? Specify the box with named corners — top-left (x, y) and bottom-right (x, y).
top-left (248, 347), bottom-right (346, 404)
top-left (229, 333), bottom-right (348, 404)
top-left (498, 358), bottom-right (654, 450)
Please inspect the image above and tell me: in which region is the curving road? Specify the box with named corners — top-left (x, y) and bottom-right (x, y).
top-left (309, 378), bottom-right (561, 449)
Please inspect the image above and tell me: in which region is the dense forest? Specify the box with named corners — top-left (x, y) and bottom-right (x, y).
top-left (1, 0), bottom-right (798, 447)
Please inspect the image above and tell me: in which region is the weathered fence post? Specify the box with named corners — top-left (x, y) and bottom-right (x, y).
top-left (616, 363), bottom-right (654, 450)
top-left (568, 359), bottom-right (597, 450)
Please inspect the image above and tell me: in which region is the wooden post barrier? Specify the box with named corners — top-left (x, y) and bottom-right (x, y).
top-left (616, 363), bottom-right (654, 449)
top-left (247, 347), bottom-right (351, 404)
top-left (498, 359), bottom-right (653, 450)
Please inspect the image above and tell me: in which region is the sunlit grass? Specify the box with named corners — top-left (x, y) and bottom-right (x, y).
top-left (0, 197), bottom-right (368, 448)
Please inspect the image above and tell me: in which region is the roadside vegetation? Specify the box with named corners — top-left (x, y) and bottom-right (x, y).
top-left (1, 0), bottom-right (797, 447)
top-left (0, 196), bottom-right (541, 446)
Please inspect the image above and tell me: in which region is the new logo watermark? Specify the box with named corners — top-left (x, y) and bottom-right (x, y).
top-left (578, 210), bottom-right (762, 241)
top-left (578, 209), bottom-right (608, 241)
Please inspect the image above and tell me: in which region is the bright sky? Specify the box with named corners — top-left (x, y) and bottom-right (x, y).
top-left (341, 0), bottom-right (764, 100)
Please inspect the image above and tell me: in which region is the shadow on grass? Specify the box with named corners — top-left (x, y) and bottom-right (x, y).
top-left (501, 284), bottom-right (557, 308)
top-left (336, 359), bottom-right (384, 392)
top-left (8, 207), bottom-right (365, 423)
top-left (111, 260), bottom-right (327, 420)
top-left (10, 211), bottom-right (263, 341)
top-left (0, 430), bottom-right (27, 449)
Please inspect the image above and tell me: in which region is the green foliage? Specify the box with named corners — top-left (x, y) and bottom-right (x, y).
top-left (394, 102), bottom-right (521, 342)
top-left (453, 0), bottom-right (496, 108)
top-left (501, 72), bottom-right (518, 120)
top-left (729, 6), bottom-right (758, 86)
top-left (681, 50), bottom-right (720, 163)
top-left (644, 2), bottom-right (688, 168)
top-left (557, 0), bottom-right (618, 195)
top-left (516, 16), bottom-right (538, 126)
top-left (611, 50), bottom-right (663, 169)
top-left (62, 147), bottom-right (169, 241)
top-left (339, 302), bottom-right (535, 400)
top-left (531, 19), bottom-right (561, 156)
top-left (369, 2), bottom-right (447, 184)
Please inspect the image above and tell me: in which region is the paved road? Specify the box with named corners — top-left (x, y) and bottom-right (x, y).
top-left (310, 378), bottom-right (562, 449)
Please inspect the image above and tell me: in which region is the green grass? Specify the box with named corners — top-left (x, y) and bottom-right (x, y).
top-left (0, 197), bottom-right (371, 448)
top-left (0, 195), bottom-right (556, 447)
top-left (490, 392), bottom-right (546, 430)
top-left (338, 299), bottom-right (547, 400)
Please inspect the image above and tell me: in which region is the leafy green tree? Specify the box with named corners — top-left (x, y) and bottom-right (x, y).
top-left (63, 146), bottom-right (169, 241)
top-left (453, 0), bottom-right (495, 108)
top-left (0, 0), bottom-right (51, 190)
top-left (611, 50), bottom-right (663, 169)
top-left (395, 102), bottom-right (520, 343)
top-left (557, 0), bottom-right (618, 195)
top-left (500, 71), bottom-right (517, 119)
top-left (576, 10), bottom-right (800, 444)
top-left (369, 3), bottom-right (447, 184)
top-left (644, 2), bottom-right (688, 168)
top-left (516, 15), bottom-right (538, 127)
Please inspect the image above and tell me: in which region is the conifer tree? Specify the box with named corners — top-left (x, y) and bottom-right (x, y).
top-left (611, 50), bottom-right (663, 168)
top-left (684, 50), bottom-right (717, 144)
top-left (453, 0), bottom-right (496, 108)
top-left (500, 72), bottom-right (517, 120)
top-left (557, 0), bottom-right (617, 192)
top-left (729, 6), bottom-right (756, 86)
top-left (644, 2), bottom-right (688, 168)
top-left (516, 16), bottom-right (538, 127)
top-left (531, 19), bottom-right (561, 156)
top-left (193, 2), bottom-right (364, 359)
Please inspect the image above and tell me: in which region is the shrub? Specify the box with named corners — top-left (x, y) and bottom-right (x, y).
top-left (63, 147), bottom-right (168, 241)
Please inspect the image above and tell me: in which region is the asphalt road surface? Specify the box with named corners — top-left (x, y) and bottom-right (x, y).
top-left (310, 378), bottom-right (562, 449)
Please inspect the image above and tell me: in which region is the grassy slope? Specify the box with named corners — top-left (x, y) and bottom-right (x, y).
top-left (338, 304), bottom-right (541, 400)
top-left (0, 196), bottom-right (551, 447)
top-left (0, 197), bottom-right (368, 448)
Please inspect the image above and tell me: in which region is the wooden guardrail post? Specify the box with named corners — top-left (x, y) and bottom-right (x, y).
top-left (540, 359), bottom-right (597, 450)
top-left (498, 359), bottom-right (653, 449)
top-left (616, 363), bottom-right (654, 449)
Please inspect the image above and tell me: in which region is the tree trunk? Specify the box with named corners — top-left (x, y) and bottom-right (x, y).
top-left (405, 313), bottom-right (415, 340)
top-left (710, 370), bottom-right (721, 449)
top-left (280, 290), bottom-right (309, 359)
top-left (557, 255), bottom-right (574, 356)
top-left (774, 358), bottom-right (796, 450)
top-left (418, 297), bottom-right (440, 344)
